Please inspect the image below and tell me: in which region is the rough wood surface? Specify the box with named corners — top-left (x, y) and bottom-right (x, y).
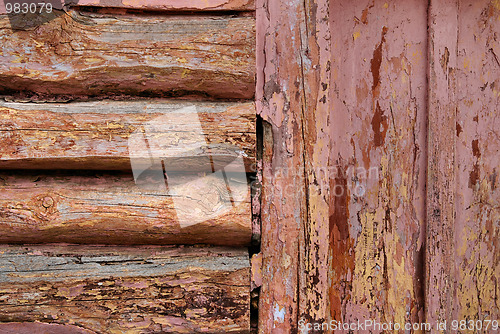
top-left (257, 0), bottom-right (428, 331)
top-left (0, 101), bottom-right (255, 171)
top-left (0, 322), bottom-right (96, 334)
top-left (432, 0), bottom-right (499, 329)
top-left (0, 171), bottom-right (251, 246)
top-left (256, 0), bottom-right (306, 331)
top-left (74, 0), bottom-right (255, 11)
top-left (426, 0), bottom-right (459, 329)
top-left (0, 245), bottom-right (250, 333)
top-left (454, 0), bottom-right (500, 325)
top-left (0, 10), bottom-right (255, 99)
top-left (328, 0), bottom-right (428, 329)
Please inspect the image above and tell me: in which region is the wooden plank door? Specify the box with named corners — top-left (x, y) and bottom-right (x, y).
top-left (256, 0), bottom-right (499, 332)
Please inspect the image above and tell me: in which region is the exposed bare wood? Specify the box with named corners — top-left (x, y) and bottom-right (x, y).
top-left (0, 101), bottom-right (255, 171)
top-left (0, 245), bottom-right (250, 333)
top-left (74, 0), bottom-right (255, 11)
top-left (256, 0), bottom-right (306, 331)
top-left (0, 10), bottom-right (255, 99)
top-left (0, 171), bottom-right (251, 246)
top-left (250, 252), bottom-right (262, 291)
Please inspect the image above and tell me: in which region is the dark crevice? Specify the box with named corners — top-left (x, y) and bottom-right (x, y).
top-left (248, 114), bottom-right (264, 334)
top-left (70, 5), bottom-right (255, 17)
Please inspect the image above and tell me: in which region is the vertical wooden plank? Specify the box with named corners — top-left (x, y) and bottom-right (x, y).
top-left (297, 0), bottom-right (332, 328)
top-left (328, 0), bottom-right (428, 330)
top-left (256, 0), bottom-right (335, 330)
top-left (256, 0), bottom-right (305, 331)
top-left (426, 0), bottom-right (459, 330)
top-left (454, 0), bottom-right (500, 327)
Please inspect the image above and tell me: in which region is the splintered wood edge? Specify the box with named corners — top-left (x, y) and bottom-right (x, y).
top-left (0, 245), bottom-right (250, 283)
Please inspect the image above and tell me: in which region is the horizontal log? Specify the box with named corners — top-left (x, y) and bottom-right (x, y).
top-left (0, 101), bottom-right (255, 171)
top-left (0, 245), bottom-right (250, 333)
top-left (0, 10), bottom-right (255, 99)
top-left (75, 0), bottom-right (255, 11)
top-left (0, 171), bottom-right (251, 245)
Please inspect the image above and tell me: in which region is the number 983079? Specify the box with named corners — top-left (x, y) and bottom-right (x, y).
top-left (5, 2), bottom-right (53, 14)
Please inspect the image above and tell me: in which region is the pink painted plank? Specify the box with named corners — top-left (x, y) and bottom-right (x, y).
top-left (75, 0), bottom-right (255, 11)
top-left (328, 0), bottom-right (428, 327)
top-left (0, 0), bottom-right (254, 14)
top-left (426, 0), bottom-right (459, 328)
top-left (256, 0), bottom-right (306, 331)
top-left (454, 0), bottom-right (500, 325)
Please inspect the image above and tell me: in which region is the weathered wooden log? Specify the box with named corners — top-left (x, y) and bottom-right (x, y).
top-left (0, 101), bottom-right (255, 171)
top-left (0, 322), bottom-right (96, 334)
top-left (0, 10), bottom-right (255, 99)
top-left (0, 245), bottom-right (250, 333)
top-left (74, 0), bottom-right (255, 11)
top-left (0, 171), bottom-right (251, 245)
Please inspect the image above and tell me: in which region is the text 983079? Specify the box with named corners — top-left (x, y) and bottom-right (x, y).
top-left (5, 2), bottom-right (52, 13)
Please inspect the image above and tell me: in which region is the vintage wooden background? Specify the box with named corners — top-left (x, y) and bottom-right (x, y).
top-left (256, 0), bottom-right (499, 333)
top-left (0, 0), bottom-right (499, 333)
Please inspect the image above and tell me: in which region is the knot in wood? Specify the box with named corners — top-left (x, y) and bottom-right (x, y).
top-left (42, 196), bottom-right (54, 209)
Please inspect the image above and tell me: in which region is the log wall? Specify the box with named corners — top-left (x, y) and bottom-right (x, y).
top-left (0, 101), bottom-right (255, 171)
top-left (0, 245), bottom-right (250, 333)
top-left (0, 1), bottom-right (256, 332)
top-left (0, 10), bottom-right (255, 99)
top-left (256, 0), bottom-right (499, 332)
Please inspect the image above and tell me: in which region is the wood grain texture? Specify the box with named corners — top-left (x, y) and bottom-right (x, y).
top-left (328, 0), bottom-right (427, 330)
top-left (257, 0), bottom-right (428, 331)
top-left (426, 0), bottom-right (459, 329)
top-left (0, 101), bottom-right (255, 171)
top-left (296, 0), bottom-right (331, 328)
top-left (0, 245), bottom-right (250, 333)
top-left (75, 0), bottom-right (255, 11)
top-left (256, 0), bottom-right (306, 331)
top-left (0, 171), bottom-right (251, 246)
top-left (0, 322), bottom-right (96, 334)
top-left (453, 0), bottom-right (499, 328)
top-left (0, 10), bottom-right (255, 99)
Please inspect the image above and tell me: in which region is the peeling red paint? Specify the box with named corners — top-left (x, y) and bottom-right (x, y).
top-left (371, 102), bottom-right (388, 147)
